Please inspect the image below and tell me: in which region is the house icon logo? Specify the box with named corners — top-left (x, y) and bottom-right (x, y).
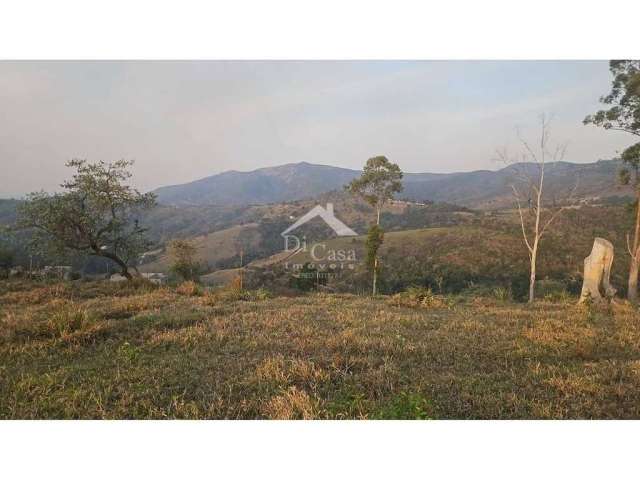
top-left (280, 203), bottom-right (359, 273)
top-left (281, 203), bottom-right (357, 238)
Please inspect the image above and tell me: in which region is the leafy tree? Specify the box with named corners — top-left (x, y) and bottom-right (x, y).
top-left (168, 238), bottom-right (200, 281)
top-left (584, 60), bottom-right (640, 136)
top-left (585, 60), bottom-right (640, 302)
top-left (346, 156), bottom-right (403, 225)
top-left (17, 159), bottom-right (156, 280)
top-left (346, 155), bottom-right (403, 295)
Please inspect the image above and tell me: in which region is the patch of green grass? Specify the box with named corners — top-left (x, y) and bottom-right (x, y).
top-left (373, 392), bottom-right (433, 420)
top-left (324, 390), bottom-right (371, 419)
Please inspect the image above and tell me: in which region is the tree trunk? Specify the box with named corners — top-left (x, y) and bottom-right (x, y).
top-left (628, 191), bottom-right (640, 303)
top-left (629, 254), bottom-right (639, 304)
top-left (372, 258), bottom-right (378, 296)
top-left (529, 245), bottom-right (538, 304)
top-left (96, 250), bottom-right (133, 280)
top-left (372, 205), bottom-right (381, 296)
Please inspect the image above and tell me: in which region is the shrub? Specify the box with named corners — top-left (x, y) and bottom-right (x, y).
top-left (252, 288), bottom-right (272, 301)
top-left (388, 286), bottom-right (453, 309)
top-left (492, 286), bottom-right (512, 301)
top-left (176, 281), bottom-right (201, 297)
top-left (290, 263), bottom-right (326, 291)
top-left (167, 239), bottom-right (201, 281)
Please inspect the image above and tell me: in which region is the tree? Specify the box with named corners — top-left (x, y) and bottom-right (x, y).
top-left (497, 115), bottom-right (576, 303)
top-left (584, 60), bottom-right (640, 302)
top-left (584, 60), bottom-right (640, 137)
top-left (347, 156), bottom-right (403, 225)
top-left (346, 155), bottom-right (403, 295)
top-left (168, 238), bottom-right (199, 281)
top-left (619, 143), bottom-right (640, 302)
top-left (17, 159), bottom-right (156, 280)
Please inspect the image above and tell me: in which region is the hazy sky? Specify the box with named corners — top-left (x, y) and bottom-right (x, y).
top-left (0, 60), bottom-right (633, 197)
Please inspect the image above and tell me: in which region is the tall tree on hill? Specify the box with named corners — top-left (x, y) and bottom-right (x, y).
top-left (346, 156), bottom-right (403, 296)
top-left (17, 159), bottom-right (156, 280)
top-left (497, 115), bottom-right (577, 303)
top-left (584, 60), bottom-right (640, 302)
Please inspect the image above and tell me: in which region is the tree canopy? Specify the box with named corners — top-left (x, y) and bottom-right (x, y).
top-left (584, 60), bottom-right (640, 136)
top-left (346, 155), bottom-right (403, 225)
top-left (17, 159), bottom-right (156, 279)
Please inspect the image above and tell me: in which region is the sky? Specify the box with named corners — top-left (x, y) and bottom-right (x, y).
top-left (0, 60), bottom-right (633, 197)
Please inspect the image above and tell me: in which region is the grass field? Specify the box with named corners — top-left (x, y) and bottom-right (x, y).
top-left (1, 280), bottom-right (639, 419)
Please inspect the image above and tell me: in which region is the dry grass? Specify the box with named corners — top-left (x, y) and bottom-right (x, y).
top-left (1, 279), bottom-right (639, 419)
top-left (387, 286), bottom-right (454, 309)
top-left (176, 281), bottom-right (202, 297)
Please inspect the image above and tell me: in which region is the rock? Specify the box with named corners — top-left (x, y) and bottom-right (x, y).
top-left (109, 273), bottom-right (128, 282)
top-left (579, 238), bottom-right (616, 303)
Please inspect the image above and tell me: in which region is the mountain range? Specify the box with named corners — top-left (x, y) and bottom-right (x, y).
top-left (153, 159), bottom-right (631, 209)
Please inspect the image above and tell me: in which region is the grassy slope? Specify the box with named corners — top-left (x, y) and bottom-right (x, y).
top-left (139, 223), bottom-right (261, 273)
top-left (138, 195), bottom-right (451, 274)
top-left (245, 205), bottom-right (637, 297)
top-left (1, 280), bottom-right (639, 419)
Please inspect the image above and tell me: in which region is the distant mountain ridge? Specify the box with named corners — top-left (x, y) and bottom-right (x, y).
top-left (153, 162), bottom-right (360, 207)
top-left (153, 159), bottom-right (631, 209)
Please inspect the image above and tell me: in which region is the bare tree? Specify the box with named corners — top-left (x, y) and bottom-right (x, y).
top-left (497, 115), bottom-right (577, 303)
